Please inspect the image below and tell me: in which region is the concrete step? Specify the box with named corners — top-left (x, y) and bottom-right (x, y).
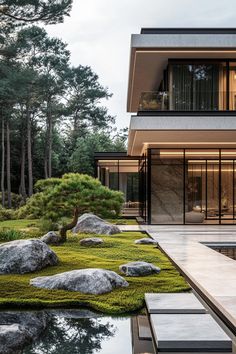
top-left (150, 313), bottom-right (232, 352)
top-left (137, 315), bottom-right (152, 340)
top-left (145, 293), bottom-right (207, 314)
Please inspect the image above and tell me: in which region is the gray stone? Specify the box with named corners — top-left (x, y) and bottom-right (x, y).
top-left (119, 261), bottom-right (161, 277)
top-left (73, 213), bottom-right (121, 235)
top-left (150, 314), bottom-right (232, 352)
top-left (137, 316), bottom-right (152, 339)
top-left (40, 231), bottom-right (61, 245)
top-left (0, 324), bottom-right (31, 354)
top-left (145, 293), bottom-right (206, 314)
top-left (30, 268), bottom-right (129, 295)
top-left (0, 239), bottom-right (58, 274)
top-left (80, 238), bottom-right (104, 246)
top-left (0, 311), bottom-right (48, 354)
top-left (135, 238), bottom-right (157, 245)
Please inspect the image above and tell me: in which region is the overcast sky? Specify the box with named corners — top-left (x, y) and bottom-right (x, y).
top-left (47, 0), bottom-right (236, 130)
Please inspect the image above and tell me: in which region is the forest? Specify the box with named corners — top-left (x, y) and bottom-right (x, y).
top-left (0, 0), bottom-right (127, 209)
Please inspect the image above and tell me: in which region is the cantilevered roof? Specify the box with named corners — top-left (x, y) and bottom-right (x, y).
top-left (128, 115), bottom-right (236, 156)
top-left (127, 28), bottom-right (236, 113)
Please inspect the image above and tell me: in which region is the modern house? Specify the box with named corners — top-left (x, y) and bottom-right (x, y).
top-left (95, 28), bottom-right (236, 225)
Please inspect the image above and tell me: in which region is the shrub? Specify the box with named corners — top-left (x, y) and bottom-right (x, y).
top-left (17, 173), bottom-right (124, 221)
top-left (15, 192), bottom-right (45, 219)
top-left (0, 207), bottom-right (16, 221)
top-left (38, 218), bottom-right (60, 232)
top-left (0, 229), bottom-right (26, 241)
top-left (0, 193), bottom-right (25, 209)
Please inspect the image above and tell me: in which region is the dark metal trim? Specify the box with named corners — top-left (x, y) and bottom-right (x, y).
top-left (137, 110), bottom-right (236, 116)
top-left (226, 61), bottom-right (230, 110)
top-left (94, 151), bottom-right (141, 160)
top-left (147, 149), bottom-right (152, 225)
top-left (219, 149), bottom-right (222, 225)
top-left (233, 160), bottom-right (235, 222)
top-left (183, 149), bottom-right (186, 225)
top-left (141, 28), bottom-right (236, 35)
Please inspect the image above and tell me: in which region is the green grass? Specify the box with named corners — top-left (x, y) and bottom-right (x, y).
top-left (0, 231), bottom-right (190, 314)
top-left (106, 218), bottom-right (138, 225)
top-left (0, 219), bottom-right (40, 230)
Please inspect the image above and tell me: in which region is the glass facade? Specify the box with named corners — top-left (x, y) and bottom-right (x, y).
top-left (148, 149), bottom-right (236, 224)
top-left (139, 60), bottom-right (236, 112)
top-left (96, 158), bottom-right (140, 215)
top-left (169, 62), bottom-right (227, 111)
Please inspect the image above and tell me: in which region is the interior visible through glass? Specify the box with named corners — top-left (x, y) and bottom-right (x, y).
top-left (150, 149), bottom-right (236, 224)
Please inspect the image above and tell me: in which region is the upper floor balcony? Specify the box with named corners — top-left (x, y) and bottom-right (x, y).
top-left (127, 28), bottom-right (236, 113)
top-left (139, 91), bottom-right (236, 113)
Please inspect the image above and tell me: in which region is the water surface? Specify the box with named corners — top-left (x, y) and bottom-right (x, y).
top-left (23, 310), bottom-right (133, 354)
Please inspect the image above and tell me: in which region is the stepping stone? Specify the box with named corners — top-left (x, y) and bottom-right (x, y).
top-left (145, 293), bottom-right (206, 314)
top-left (150, 314), bottom-right (232, 352)
top-left (137, 316), bottom-right (152, 340)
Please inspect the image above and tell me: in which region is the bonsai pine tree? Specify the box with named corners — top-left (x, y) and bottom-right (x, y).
top-left (17, 173), bottom-right (124, 241)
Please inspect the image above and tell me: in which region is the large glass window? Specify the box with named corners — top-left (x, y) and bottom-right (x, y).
top-left (150, 149), bottom-right (236, 225)
top-left (169, 62), bottom-right (227, 111)
top-left (229, 62), bottom-right (236, 110)
top-left (97, 158), bottom-right (140, 216)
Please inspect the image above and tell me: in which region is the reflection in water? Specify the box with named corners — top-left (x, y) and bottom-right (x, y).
top-left (23, 312), bottom-right (132, 354)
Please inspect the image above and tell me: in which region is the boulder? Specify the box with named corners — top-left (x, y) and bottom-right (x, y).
top-left (135, 238), bottom-right (157, 245)
top-left (0, 239), bottom-right (58, 274)
top-left (30, 268), bottom-right (129, 295)
top-left (0, 311), bottom-right (48, 354)
top-left (0, 324), bottom-right (31, 354)
top-left (40, 231), bottom-right (61, 245)
top-left (80, 238), bottom-right (104, 246)
top-left (119, 261), bottom-right (161, 277)
top-left (73, 213), bottom-right (121, 235)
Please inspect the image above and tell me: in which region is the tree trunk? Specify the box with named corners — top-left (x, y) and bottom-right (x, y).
top-left (44, 158), bottom-right (48, 179)
top-left (26, 106), bottom-right (33, 196)
top-left (45, 99), bottom-right (53, 179)
top-left (1, 116), bottom-right (5, 207)
top-left (48, 107), bottom-right (52, 178)
top-left (6, 120), bottom-right (11, 208)
top-left (19, 135), bottom-right (27, 201)
top-left (59, 207), bottom-right (79, 243)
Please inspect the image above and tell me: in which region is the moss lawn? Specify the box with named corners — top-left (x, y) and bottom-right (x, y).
top-left (0, 228), bottom-right (190, 314)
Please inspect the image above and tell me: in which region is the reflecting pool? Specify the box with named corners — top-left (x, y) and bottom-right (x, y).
top-left (23, 310), bottom-right (133, 354)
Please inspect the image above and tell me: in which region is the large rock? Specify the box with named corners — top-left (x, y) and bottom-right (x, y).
top-left (80, 238), bottom-right (104, 246)
top-left (119, 261), bottom-right (161, 277)
top-left (0, 239), bottom-right (58, 274)
top-left (0, 324), bottom-right (31, 354)
top-left (30, 268), bottom-right (129, 295)
top-left (73, 213), bottom-right (121, 235)
top-left (40, 231), bottom-right (61, 245)
top-left (0, 311), bottom-right (48, 354)
top-left (135, 238), bottom-right (157, 245)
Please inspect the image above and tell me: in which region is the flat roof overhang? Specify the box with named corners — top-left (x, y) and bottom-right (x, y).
top-left (128, 115), bottom-right (236, 155)
top-left (127, 30), bottom-right (236, 112)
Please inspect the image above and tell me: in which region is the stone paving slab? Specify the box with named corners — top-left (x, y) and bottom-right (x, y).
top-left (150, 313), bottom-right (232, 352)
top-left (137, 315), bottom-right (152, 339)
top-left (145, 293), bottom-right (206, 314)
top-left (145, 225), bottom-right (236, 332)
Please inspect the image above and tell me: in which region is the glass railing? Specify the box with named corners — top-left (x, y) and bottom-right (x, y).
top-left (139, 91), bottom-right (236, 112)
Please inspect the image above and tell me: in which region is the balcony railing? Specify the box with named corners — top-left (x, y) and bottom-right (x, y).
top-left (139, 91), bottom-right (236, 112)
